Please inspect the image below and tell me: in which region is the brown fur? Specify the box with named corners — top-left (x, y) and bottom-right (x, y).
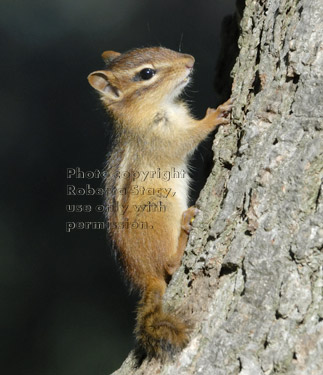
top-left (88, 47), bottom-right (232, 359)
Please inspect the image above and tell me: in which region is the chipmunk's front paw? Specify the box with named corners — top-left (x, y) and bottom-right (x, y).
top-left (205, 98), bottom-right (233, 127)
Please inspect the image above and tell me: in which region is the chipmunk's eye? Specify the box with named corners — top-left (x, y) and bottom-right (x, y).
top-left (139, 68), bottom-right (156, 80)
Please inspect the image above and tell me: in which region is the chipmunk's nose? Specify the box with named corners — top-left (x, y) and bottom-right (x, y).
top-left (183, 54), bottom-right (195, 69)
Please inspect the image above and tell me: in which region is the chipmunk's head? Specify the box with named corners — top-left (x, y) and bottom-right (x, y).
top-left (88, 47), bottom-right (194, 115)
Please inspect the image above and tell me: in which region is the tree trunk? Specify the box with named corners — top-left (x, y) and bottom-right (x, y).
top-left (112, 0), bottom-right (323, 373)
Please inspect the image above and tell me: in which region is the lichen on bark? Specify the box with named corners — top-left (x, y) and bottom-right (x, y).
top-left (112, 0), bottom-right (323, 374)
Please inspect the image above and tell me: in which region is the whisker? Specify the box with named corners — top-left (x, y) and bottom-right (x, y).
top-left (179, 33), bottom-right (184, 52)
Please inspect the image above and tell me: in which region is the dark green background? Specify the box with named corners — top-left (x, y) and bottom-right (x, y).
top-left (0, 1), bottom-right (236, 374)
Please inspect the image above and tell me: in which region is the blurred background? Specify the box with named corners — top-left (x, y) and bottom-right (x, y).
top-left (0, 1), bottom-right (237, 374)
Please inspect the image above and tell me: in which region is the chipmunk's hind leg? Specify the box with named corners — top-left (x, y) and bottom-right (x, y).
top-left (166, 206), bottom-right (199, 276)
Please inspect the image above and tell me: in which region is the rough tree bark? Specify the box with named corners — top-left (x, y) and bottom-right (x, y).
top-left (112, 0), bottom-right (323, 374)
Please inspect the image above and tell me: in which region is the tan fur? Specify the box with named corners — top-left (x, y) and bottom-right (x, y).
top-left (88, 47), bottom-right (232, 359)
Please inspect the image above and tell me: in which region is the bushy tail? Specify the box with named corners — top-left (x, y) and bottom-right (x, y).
top-left (135, 278), bottom-right (188, 359)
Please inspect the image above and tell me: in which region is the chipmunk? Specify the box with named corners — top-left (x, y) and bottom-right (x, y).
top-left (88, 47), bottom-right (232, 359)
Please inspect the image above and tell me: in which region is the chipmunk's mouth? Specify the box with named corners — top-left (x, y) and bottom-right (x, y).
top-left (172, 67), bottom-right (193, 96)
top-left (181, 73), bottom-right (192, 86)
top-left (180, 67), bottom-right (193, 85)
top-left (182, 77), bottom-right (190, 85)
top-left (176, 77), bottom-right (190, 90)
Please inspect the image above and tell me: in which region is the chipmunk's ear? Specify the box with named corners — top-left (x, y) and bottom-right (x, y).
top-left (88, 71), bottom-right (123, 101)
top-left (101, 51), bottom-right (121, 64)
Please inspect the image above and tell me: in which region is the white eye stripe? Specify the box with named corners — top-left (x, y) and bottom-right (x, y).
top-left (133, 64), bottom-right (155, 75)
